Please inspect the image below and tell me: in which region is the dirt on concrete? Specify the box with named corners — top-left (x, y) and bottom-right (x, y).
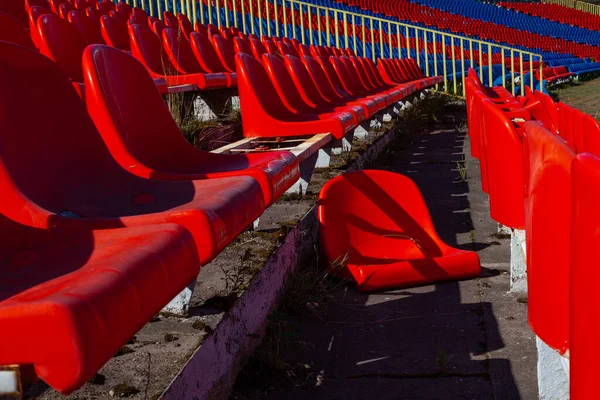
top-left (230, 99), bottom-right (538, 400)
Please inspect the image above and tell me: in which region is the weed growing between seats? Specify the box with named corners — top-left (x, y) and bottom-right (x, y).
top-left (166, 90), bottom-right (241, 150)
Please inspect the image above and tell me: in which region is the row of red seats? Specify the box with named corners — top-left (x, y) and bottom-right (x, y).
top-left (533, 66), bottom-right (574, 83)
top-left (0, 37), bottom-right (302, 394)
top-left (466, 68), bottom-right (600, 400)
top-left (236, 50), bottom-right (440, 139)
top-left (499, 1), bottom-right (600, 33)
top-left (339, 0), bottom-right (600, 59)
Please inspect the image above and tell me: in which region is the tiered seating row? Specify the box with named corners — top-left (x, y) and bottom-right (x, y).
top-left (465, 68), bottom-right (600, 400)
top-left (336, 0), bottom-right (599, 59)
top-left (499, 2), bottom-right (600, 34)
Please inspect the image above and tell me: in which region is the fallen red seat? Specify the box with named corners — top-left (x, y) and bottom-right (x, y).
top-left (318, 170), bottom-right (481, 292)
top-left (0, 11), bottom-right (36, 49)
top-left (236, 52), bottom-right (355, 140)
top-left (0, 40), bottom-right (265, 265)
top-left (129, 23), bottom-right (228, 89)
top-left (0, 218), bottom-right (200, 394)
top-left (480, 97), bottom-right (526, 229)
top-left (571, 152), bottom-right (600, 400)
top-left (522, 121), bottom-right (575, 356)
top-left (83, 44), bottom-right (299, 206)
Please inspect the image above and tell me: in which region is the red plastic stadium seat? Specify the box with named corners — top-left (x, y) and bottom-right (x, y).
top-left (95, 0), bottom-right (114, 14)
top-left (480, 98), bottom-right (526, 229)
top-left (0, 218), bottom-right (200, 394)
top-left (28, 5), bottom-right (50, 47)
top-left (303, 55), bottom-right (382, 118)
top-left (129, 23), bottom-right (228, 89)
top-left (100, 13), bottom-right (129, 50)
top-left (151, 18), bottom-right (165, 36)
top-left (467, 68), bottom-right (515, 103)
top-left (0, 12), bottom-right (36, 49)
top-left (571, 153), bottom-right (600, 400)
top-left (522, 121), bottom-right (575, 356)
top-left (190, 31), bottom-right (236, 87)
top-left (318, 170), bottom-right (481, 292)
top-left (261, 53), bottom-right (359, 126)
top-left (37, 13), bottom-right (86, 82)
top-left (83, 45), bottom-right (299, 206)
top-left (163, 10), bottom-right (177, 28)
top-left (161, 27), bottom-right (229, 88)
top-left (284, 54), bottom-right (367, 124)
top-left (58, 1), bottom-right (71, 18)
top-left (0, 0), bottom-right (28, 23)
top-left (177, 12), bottom-right (193, 39)
top-left (68, 9), bottom-right (103, 44)
top-left (236, 52), bottom-right (355, 140)
top-left (211, 33), bottom-right (236, 72)
top-left (0, 40), bottom-right (265, 265)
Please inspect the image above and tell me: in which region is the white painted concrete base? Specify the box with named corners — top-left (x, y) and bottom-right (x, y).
top-left (162, 281), bottom-right (196, 315)
top-left (0, 367), bottom-right (19, 397)
top-left (498, 223), bottom-right (511, 235)
top-left (537, 336), bottom-right (570, 400)
top-left (510, 228), bottom-right (528, 294)
top-left (193, 96), bottom-right (218, 121)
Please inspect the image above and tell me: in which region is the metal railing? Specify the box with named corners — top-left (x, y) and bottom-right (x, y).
top-left (120, 0), bottom-right (543, 96)
top-left (544, 0), bottom-right (600, 15)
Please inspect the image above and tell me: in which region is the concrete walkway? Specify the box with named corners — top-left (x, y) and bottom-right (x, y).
top-left (231, 104), bottom-right (538, 399)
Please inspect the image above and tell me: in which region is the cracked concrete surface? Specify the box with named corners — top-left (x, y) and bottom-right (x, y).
top-left (231, 103), bottom-right (538, 400)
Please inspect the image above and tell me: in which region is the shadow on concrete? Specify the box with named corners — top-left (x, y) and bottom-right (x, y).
top-left (232, 123), bottom-right (524, 400)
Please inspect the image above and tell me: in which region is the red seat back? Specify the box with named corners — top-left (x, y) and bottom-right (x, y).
top-left (0, 12), bottom-right (36, 49)
top-left (83, 44), bottom-right (202, 172)
top-left (58, 2), bottom-right (72, 18)
top-left (523, 121), bottom-right (575, 356)
top-left (233, 36), bottom-right (252, 55)
top-left (304, 55), bottom-right (345, 101)
top-left (38, 13), bottom-right (86, 81)
top-left (161, 27), bottom-right (203, 74)
top-left (250, 37), bottom-right (267, 59)
top-left (211, 34), bottom-right (235, 72)
top-left (151, 19), bottom-right (165, 36)
top-left (190, 31), bottom-right (227, 73)
top-left (0, 41), bottom-right (132, 217)
top-left (28, 5), bottom-right (50, 47)
top-left (262, 53), bottom-right (312, 113)
top-left (480, 98), bottom-right (525, 228)
top-left (571, 153), bottom-right (600, 400)
top-left (100, 14), bottom-right (129, 50)
top-left (0, 0), bottom-right (28, 23)
top-left (68, 9), bottom-right (103, 44)
top-left (129, 23), bottom-right (174, 76)
top-left (177, 13), bottom-right (193, 39)
top-left (163, 10), bottom-right (177, 28)
top-left (285, 54), bottom-right (328, 108)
